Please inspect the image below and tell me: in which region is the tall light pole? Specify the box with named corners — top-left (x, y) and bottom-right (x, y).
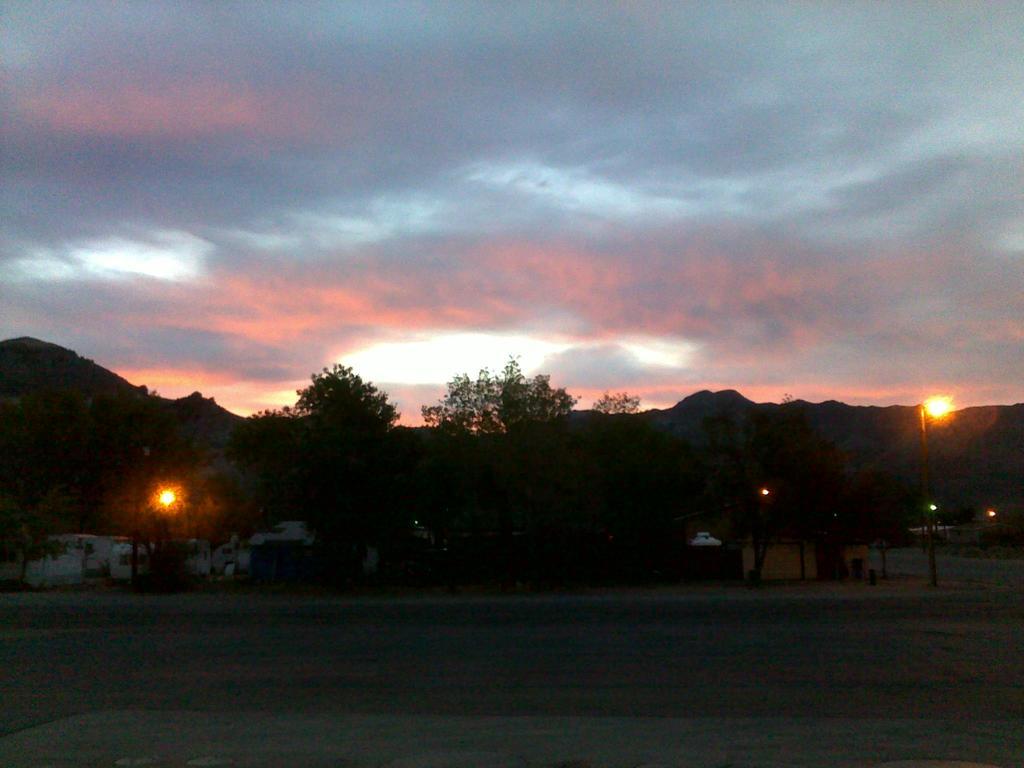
top-left (157, 487), bottom-right (180, 541)
top-left (132, 446), bottom-right (151, 588)
top-left (919, 396), bottom-right (952, 587)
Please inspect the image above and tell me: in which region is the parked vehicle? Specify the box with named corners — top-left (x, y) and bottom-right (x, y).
top-left (109, 541), bottom-right (149, 581)
top-left (185, 539), bottom-right (212, 577)
top-left (212, 534), bottom-right (250, 576)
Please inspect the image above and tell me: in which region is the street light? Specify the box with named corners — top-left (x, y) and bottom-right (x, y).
top-left (920, 396), bottom-right (952, 587)
top-left (924, 396), bottom-right (952, 419)
top-left (159, 489), bottom-right (177, 509)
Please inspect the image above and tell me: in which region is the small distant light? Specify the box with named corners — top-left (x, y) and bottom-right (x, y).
top-left (987, 509), bottom-right (997, 518)
top-left (760, 488), bottom-right (770, 496)
top-left (929, 504), bottom-right (938, 511)
top-left (159, 490), bottom-right (176, 507)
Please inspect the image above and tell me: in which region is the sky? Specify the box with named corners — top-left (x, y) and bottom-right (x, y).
top-left (2, 2), bottom-right (1022, 422)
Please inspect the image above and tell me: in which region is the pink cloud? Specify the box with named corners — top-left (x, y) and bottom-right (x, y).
top-left (18, 81), bottom-right (322, 140)
top-left (43, 228), bottom-right (1019, 418)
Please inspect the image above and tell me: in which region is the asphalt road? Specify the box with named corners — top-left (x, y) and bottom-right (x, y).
top-left (2, 583), bottom-right (1022, 739)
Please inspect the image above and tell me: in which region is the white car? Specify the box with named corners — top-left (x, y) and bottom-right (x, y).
top-left (689, 531), bottom-right (723, 547)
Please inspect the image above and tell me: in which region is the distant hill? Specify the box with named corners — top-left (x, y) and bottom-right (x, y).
top-left (633, 389), bottom-right (1024, 514)
top-left (4, 338), bottom-right (1020, 513)
top-left (0, 337), bottom-right (147, 400)
top-left (0, 337), bottom-right (243, 458)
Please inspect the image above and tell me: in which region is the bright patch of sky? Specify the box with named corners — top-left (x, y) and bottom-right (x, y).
top-left (464, 161), bottom-right (689, 220)
top-left (340, 333), bottom-right (572, 385)
top-left (462, 158), bottom-right (900, 231)
top-left (4, 231), bottom-right (211, 282)
top-left (996, 220), bottom-right (1024, 255)
top-left (220, 196), bottom-right (450, 254)
top-left (620, 337), bottom-right (698, 369)
top-left (291, 196), bottom-right (447, 248)
top-left (340, 332), bottom-right (698, 387)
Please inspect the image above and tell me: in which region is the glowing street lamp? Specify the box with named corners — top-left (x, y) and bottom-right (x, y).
top-left (919, 396), bottom-right (953, 587)
top-left (760, 488), bottom-right (771, 497)
top-left (924, 396), bottom-right (953, 420)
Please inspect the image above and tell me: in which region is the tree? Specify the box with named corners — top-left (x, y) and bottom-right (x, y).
top-left (703, 407), bottom-right (847, 580)
top-left (228, 365), bottom-right (405, 566)
top-left (0, 491), bottom-right (73, 582)
top-left (228, 410), bottom-right (306, 523)
top-left (577, 415), bottom-right (701, 581)
top-left (0, 391), bottom-right (92, 527)
top-left (88, 391), bottom-right (199, 535)
top-left (593, 391), bottom-right (641, 415)
top-left (0, 389), bottom-right (198, 537)
top-left (419, 360), bottom-right (579, 585)
top-left (294, 364), bottom-right (398, 433)
top-left (422, 358), bottom-right (576, 434)
top-left (842, 468), bottom-right (916, 546)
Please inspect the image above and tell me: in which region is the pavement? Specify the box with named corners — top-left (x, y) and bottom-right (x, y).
top-left (0, 710), bottom-right (1019, 768)
top-left (2, 583), bottom-right (1022, 767)
top-left (874, 548), bottom-right (1024, 588)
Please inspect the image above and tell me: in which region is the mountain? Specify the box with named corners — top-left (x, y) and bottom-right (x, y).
top-left (0, 337), bottom-right (243, 457)
top-left (642, 389), bottom-right (755, 441)
top-left (0, 337), bottom-right (147, 400)
top-left (637, 389), bottom-right (1024, 514)
top-left (4, 338), bottom-right (1020, 513)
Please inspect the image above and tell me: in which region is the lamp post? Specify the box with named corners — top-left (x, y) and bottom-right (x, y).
top-left (132, 446), bottom-right (151, 588)
top-left (157, 487), bottom-right (179, 541)
top-left (919, 396), bottom-right (952, 587)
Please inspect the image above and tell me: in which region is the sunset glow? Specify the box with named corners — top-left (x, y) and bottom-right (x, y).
top-left (340, 333), bottom-right (572, 386)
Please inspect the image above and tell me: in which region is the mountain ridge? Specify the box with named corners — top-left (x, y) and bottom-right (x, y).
top-left (0, 337), bottom-right (242, 454)
top-left (631, 388), bottom-right (1023, 513)
top-left (3, 337), bottom-right (1021, 512)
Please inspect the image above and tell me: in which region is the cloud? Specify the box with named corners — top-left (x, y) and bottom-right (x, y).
top-left (18, 81), bottom-right (316, 140)
top-left (2, 3), bottom-right (1022, 416)
top-left (3, 230), bottom-right (212, 282)
top-left (463, 160), bottom-right (690, 221)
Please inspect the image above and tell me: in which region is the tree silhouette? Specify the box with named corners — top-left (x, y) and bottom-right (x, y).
top-left (422, 358), bottom-right (576, 434)
top-left (703, 407), bottom-right (847, 579)
top-left (593, 391), bottom-right (641, 414)
top-left (229, 365), bottom-right (406, 570)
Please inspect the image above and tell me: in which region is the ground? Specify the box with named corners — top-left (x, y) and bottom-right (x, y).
top-left (0, 572), bottom-right (1021, 766)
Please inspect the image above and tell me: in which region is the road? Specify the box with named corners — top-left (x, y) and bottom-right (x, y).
top-left (1, 584), bottom-right (1022, 766)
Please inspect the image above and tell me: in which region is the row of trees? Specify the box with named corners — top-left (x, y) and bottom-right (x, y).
top-left (1, 358), bottom-right (916, 585)
top-left (228, 360), bottom-right (915, 584)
